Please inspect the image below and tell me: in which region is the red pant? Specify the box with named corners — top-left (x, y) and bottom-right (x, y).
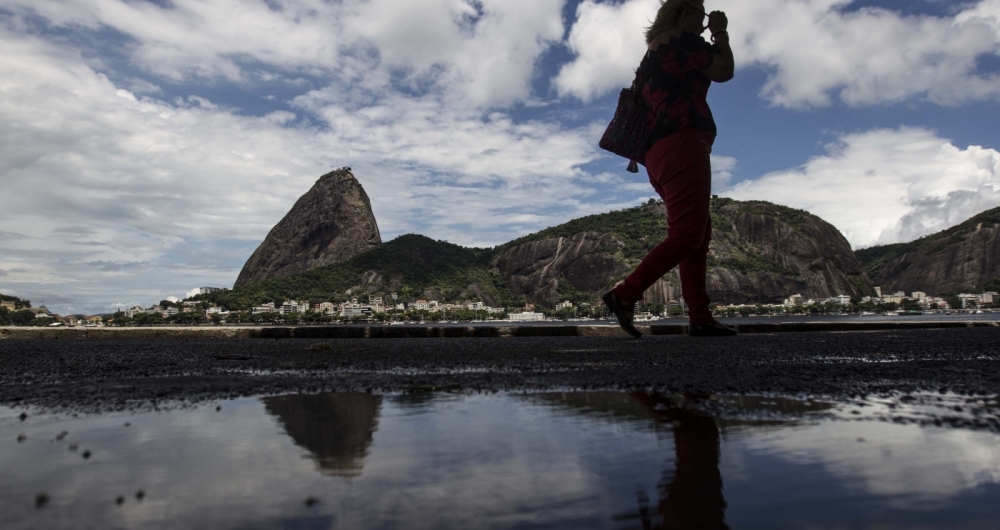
top-left (612, 128), bottom-right (714, 325)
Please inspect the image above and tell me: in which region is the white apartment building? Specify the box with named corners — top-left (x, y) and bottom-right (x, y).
top-left (957, 294), bottom-right (980, 308)
top-left (828, 295), bottom-right (851, 305)
top-left (784, 294), bottom-right (804, 307)
top-left (555, 301), bottom-right (574, 310)
top-left (279, 300), bottom-right (310, 314)
top-left (508, 311), bottom-right (544, 322)
top-left (315, 302), bottom-right (336, 315)
top-left (338, 297), bottom-right (372, 318)
top-left (252, 302), bottom-right (276, 315)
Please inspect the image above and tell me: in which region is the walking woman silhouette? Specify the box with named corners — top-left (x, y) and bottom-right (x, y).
top-left (603, 0), bottom-right (737, 339)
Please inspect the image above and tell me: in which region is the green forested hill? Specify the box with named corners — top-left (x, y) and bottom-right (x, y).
top-left (856, 206), bottom-right (1000, 294)
top-left (0, 293), bottom-right (29, 308)
top-left (199, 198), bottom-right (872, 310)
top-left (856, 206), bottom-right (1000, 278)
top-left (197, 234), bottom-right (515, 310)
top-left (495, 199), bottom-right (669, 261)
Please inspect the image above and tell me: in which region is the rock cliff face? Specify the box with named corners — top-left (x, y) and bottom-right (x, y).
top-left (494, 199), bottom-right (873, 306)
top-left (705, 199), bottom-right (872, 304)
top-left (493, 232), bottom-right (629, 304)
top-left (225, 191), bottom-right (874, 309)
top-left (857, 207), bottom-right (1000, 294)
top-left (234, 169), bottom-right (381, 287)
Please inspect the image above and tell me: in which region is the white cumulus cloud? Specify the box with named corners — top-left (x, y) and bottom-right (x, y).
top-left (724, 127), bottom-right (1000, 248)
top-left (5, 0), bottom-right (566, 108)
top-left (556, 0), bottom-right (1000, 108)
top-left (0, 21), bottom-right (614, 314)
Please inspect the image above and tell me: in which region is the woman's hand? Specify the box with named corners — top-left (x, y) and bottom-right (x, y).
top-left (701, 10), bottom-right (734, 82)
top-left (707, 10), bottom-right (727, 35)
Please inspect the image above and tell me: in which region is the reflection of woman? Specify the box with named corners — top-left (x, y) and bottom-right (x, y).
top-left (632, 393), bottom-right (729, 530)
top-left (603, 0), bottom-right (736, 338)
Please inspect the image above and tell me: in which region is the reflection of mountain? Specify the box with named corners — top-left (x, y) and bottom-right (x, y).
top-left (263, 393), bottom-right (382, 477)
top-left (525, 392), bottom-right (658, 426)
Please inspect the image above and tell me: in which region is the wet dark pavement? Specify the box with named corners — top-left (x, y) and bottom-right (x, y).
top-left (2, 327), bottom-right (1000, 415)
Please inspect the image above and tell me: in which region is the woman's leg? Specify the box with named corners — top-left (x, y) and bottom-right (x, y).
top-left (612, 130), bottom-right (714, 311)
top-left (678, 214), bottom-right (713, 324)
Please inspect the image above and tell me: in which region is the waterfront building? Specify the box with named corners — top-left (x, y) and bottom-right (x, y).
top-left (252, 302), bottom-right (277, 315)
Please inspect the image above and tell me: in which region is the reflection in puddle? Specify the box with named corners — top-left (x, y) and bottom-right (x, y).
top-left (263, 393), bottom-right (381, 477)
top-left (2, 392), bottom-right (999, 529)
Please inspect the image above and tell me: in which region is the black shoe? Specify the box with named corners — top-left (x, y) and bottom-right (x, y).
top-left (602, 291), bottom-right (642, 339)
top-left (689, 321), bottom-right (737, 337)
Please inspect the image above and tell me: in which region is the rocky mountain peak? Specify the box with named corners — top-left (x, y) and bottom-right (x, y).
top-left (234, 168), bottom-right (381, 287)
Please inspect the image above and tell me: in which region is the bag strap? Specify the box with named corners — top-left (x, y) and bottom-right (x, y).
top-left (627, 51), bottom-right (651, 174)
top-left (630, 50), bottom-right (651, 92)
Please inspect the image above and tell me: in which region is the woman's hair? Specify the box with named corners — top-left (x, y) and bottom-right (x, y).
top-left (645, 0), bottom-right (702, 45)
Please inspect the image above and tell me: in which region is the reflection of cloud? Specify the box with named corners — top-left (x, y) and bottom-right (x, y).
top-left (7, 392), bottom-right (999, 528)
top-left (738, 421), bottom-right (1000, 508)
top-left (0, 394), bottom-right (667, 528)
top-left (263, 393), bottom-right (382, 477)
top-left (521, 391), bottom-right (657, 427)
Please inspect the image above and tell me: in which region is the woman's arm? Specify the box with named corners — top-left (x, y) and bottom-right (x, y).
top-left (701, 11), bottom-right (734, 83)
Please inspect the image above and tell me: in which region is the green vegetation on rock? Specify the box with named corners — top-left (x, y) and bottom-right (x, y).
top-left (198, 198), bottom-right (870, 310)
top-left (195, 234), bottom-right (517, 311)
top-left (857, 206), bottom-right (1000, 277)
top-left (0, 294), bottom-right (36, 326)
top-left (495, 199), bottom-right (668, 261)
top-left (856, 206), bottom-right (1000, 294)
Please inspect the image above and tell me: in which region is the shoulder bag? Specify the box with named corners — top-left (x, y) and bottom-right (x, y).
top-left (598, 53), bottom-right (650, 173)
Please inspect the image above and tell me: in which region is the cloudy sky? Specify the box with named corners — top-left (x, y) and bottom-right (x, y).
top-left (1, 0), bottom-right (999, 314)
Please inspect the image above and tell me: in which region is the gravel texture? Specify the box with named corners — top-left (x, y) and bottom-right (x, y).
top-left (1, 327), bottom-right (999, 413)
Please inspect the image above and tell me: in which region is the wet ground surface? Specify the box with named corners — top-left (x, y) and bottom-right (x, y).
top-left (1, 327), bottom-right (999, 417)
top-left (4, 391), bottom-right (1000, 529)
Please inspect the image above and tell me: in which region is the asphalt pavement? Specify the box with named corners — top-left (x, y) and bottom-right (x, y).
top-left (2, 326), bottom-right (999, 414)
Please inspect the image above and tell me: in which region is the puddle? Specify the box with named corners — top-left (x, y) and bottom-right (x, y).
top-left (3, 392), bottom-right (1000, 529)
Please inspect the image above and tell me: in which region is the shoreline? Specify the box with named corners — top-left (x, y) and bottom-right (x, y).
top-left (2, 318), bottom-right (999, 340)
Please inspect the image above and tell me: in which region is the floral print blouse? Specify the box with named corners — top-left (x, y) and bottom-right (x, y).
top-left (639, 32), bottom-right (718, 151)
